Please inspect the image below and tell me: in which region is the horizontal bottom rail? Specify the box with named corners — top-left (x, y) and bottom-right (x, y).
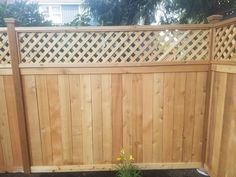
top-left (0, 166), bottom-right (24, 173)
top-left (30, 162), bottom-right (202, 173)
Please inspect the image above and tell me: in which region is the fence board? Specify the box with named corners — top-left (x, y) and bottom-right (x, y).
top-left (91, 75), bottom-right (103, 164)
top-left (142, 74), bottom-right (153, 162)
top-left (47, 75), bottom-right (63, 165)
top-left (58, 75), bottom-right (73, 164)
top-left (69, 75), bottom-right (83, 164)
top-left (192, 72), bottom-right (207, 162)
top-left (0, 76), bottom-right (13, 167)
top-left (182, 73), bottom-right (197, 162)
top-left (205, 70), bottom-right (236, 177)
top-left (36, 76), bottom-right (53, 165)
top-left (172, 73), bottom-right (186, 162)
top-left (101, 75), bottom-right (112, 163)
top-left (152, 73), bottom-right (164, 163)
top-left (4, 76), bottom-right (23, 167)
top-left (122, 74), bottom-right (133, 155)
top-left (80, 75), bottom-right (93, 164)
top-left (111, 74), bottom-right (123, 162)
top-left (132, 74), bottom-right (143, 162)
top-left (23, 75), bottom-right (43, 166)
top-left (163, 73), bottom-right (175, 162)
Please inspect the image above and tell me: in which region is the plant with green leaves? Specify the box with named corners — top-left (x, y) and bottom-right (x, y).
top-left (0, 0), bottom-right (51, 27)
top-left (86, 0), bottom-right (161, 25)
top-left (67, 10), bottom-right (91, 26)
top-left (116, 149), bottom-right (141, 177)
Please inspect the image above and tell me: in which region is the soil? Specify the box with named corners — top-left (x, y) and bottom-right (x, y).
top-left (0, 169), bottom-right (209, 177)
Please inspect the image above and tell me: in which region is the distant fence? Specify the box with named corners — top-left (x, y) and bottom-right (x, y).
top-left (0, 17), bottom-right (236, 176)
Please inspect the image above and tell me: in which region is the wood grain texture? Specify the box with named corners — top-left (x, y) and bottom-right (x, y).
top-left (23, 76), bottom-right (43, 165)
top-left (163, 73), bottom-right (175, 162)
top-left (91, 75), bottom-right (103, 164)
top-left (20, 71), bottom-right (208, 168)
top-left (47, 75), bottom-right (63, 165)
top-left (112, 74), bottom-right (123, 162)
top-left (4, 70), bottom-right (209, 171)
top-left (172, 73), bottom-right (186, 162)
top-left (80, 75), bottom-right (93, 164)
top-left (132, 74), bottom-right (143, 163)
top-left (152, 73), bottom-right (164, 163)
top-left (58, 75), bottom-right (73, 164)
top-left (206, 72), bottom-right (236, 177)
top-left (192, 72), bottom-right (207, 162)
top-left (0, 76), bottom-right (13, 167)
top-left (102, 75), bottom-right (112, 163)
top-left (3, 76), bottom-right (23, 167)
top-left (182, 73), bottom-right (197, 162)
top-left (69, 75), bottom-right (83, 164)
top-left (142, 74), bottom-right (153, 162)
top-left (36, 75), bottom-right (53, 165)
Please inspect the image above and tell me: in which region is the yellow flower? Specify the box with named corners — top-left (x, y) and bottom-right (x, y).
top-left (116, 157), bottom-right (121, 161)
top-left (129, 155), bottom-right (134, 161)
top-left (121, 149), bottom-right (125, 155)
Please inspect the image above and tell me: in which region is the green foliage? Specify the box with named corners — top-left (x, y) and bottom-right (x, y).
top-left (67, 10), bottom-right (91, 26)
top-left (85, 0), bottom-right (236, 25)
top-left (161, 0), bottom-right (236, 24)
top-left (86, 0), bottom-right (161, 25)
top-left (0, 0), bottom-right (51, 27)
top-left (116, 163), bottom-right (141, 177)
top-left (116, 149), bottom-right (141, 177)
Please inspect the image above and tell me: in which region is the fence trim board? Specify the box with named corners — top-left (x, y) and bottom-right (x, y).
top-left (19, 65), bottom-right (209, 75)
top-left (0, 166), bottom-right (24, 173)
top-left (19, 61), bottom-right (210, 68)
top-left (0, 69), bottom-right (12, 75)
top-left (211, 64), bottom-right (236, 74)
top-left (211, 61), bottom-right (236, 65)
top-left (15, 24), bottom-right (211, 33)
top-left (30, 162), bottom-right (202, 173)
top-left (0, 28), bottom-right (7, 32)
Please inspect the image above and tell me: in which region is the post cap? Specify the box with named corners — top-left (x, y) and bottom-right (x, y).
top-left (207, 15), bottom-right (223, 24)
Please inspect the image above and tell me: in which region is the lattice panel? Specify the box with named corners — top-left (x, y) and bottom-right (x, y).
top-left (18, 30), bottom-right (209, 64)
top-left (0, 33), bottom-right (10, 65)
top-left (214, 24), bottom-right (236, 61)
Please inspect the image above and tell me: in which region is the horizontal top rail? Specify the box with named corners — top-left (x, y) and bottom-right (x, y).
top-left (213, 16), bottom-right (236, 27)
top-left (15, 24), bottom-right (212, 32)
top-left (0, 28), bottom-right (7, 32)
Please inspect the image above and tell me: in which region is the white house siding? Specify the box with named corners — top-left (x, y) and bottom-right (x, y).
top-left (61, 5), bottom-right (80, 24)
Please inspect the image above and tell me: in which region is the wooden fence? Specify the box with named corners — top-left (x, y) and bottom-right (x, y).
top-left (205, 18), bottom-right (236, 177)
top-left (0, 17), bottom-right (235, 176)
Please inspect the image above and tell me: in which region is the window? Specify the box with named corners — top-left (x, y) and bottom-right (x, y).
top-left (39, 5), bottom-right (62, 24)
top-left (51, 5), bottom-right (62, 24)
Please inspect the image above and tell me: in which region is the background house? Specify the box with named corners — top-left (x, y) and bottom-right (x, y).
top-left (28, 0), bottom-right (85, 25)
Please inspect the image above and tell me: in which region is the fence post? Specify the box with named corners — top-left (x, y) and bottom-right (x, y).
top-left (202, 15), bottom-right (223, 170)
top-left (4, 18), bottom-right (31, 173)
